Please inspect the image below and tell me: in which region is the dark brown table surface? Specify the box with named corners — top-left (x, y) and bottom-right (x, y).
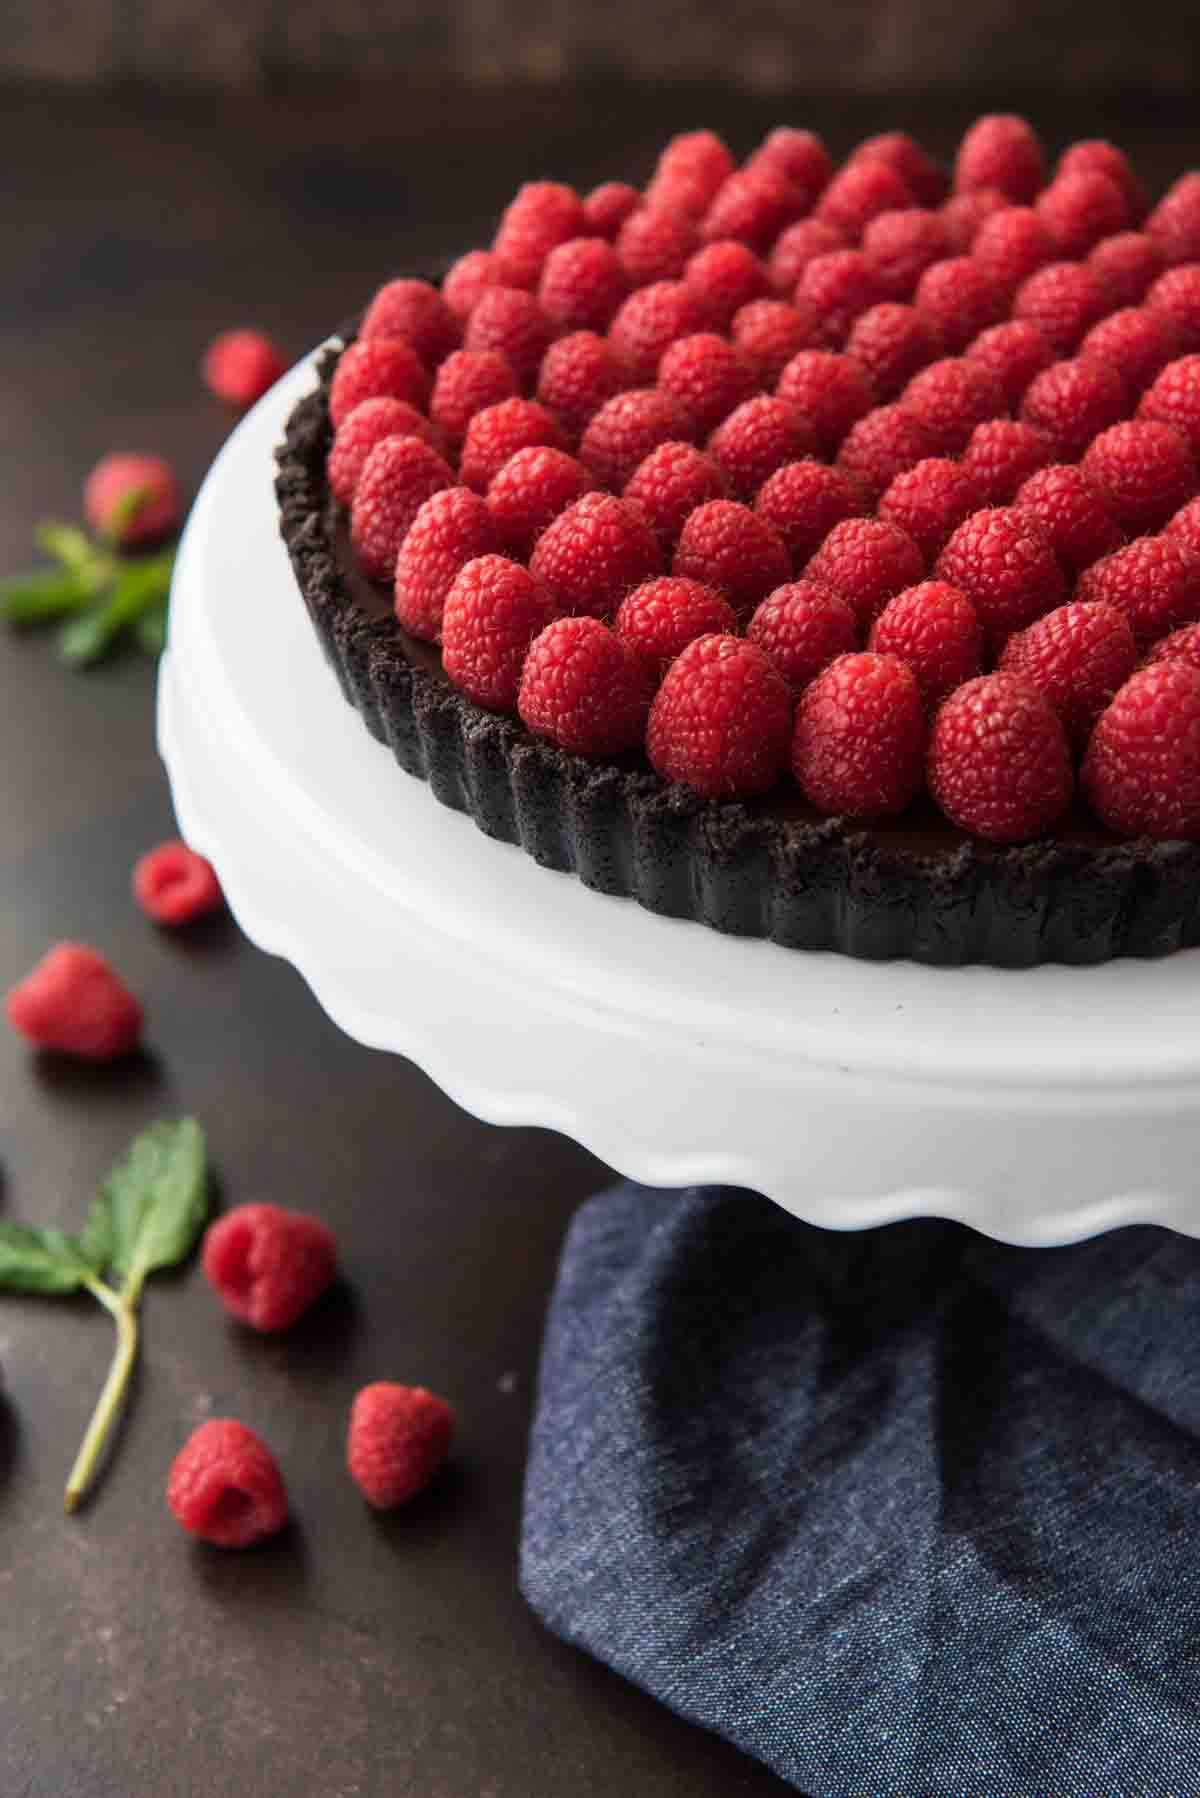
top-left (0, 78), bottom-right (1194, 1798)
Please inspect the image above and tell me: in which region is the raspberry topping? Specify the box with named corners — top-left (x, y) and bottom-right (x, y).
top-left (486, 446), bottom-right (595, 554)
top-left (817, 159), bottom-right (915, 238)
top-left (459, 396), bottom-right (565, 493)
top-left (167, 1420), bottom-right (288, 1549)
top-left (1082, 662), bottom-right (1200, 839)
top-left (441, 554), bottom-right (561, 708)
top-left (961, 418), bottom-right (1055, 506)
top-left (83, 453), bottom-right (179, 548)
top-left (901, 356), bottom-right (1005, 455)
top-left (914, 257), bottom-right (1003, 353)
top-left (535, 331), bottom-right (626, 438)
top-left (133, 840), bottom-right (224, 927)
top-left (657, 332), bottom-right (757, 437)
top-left (1165, 493), bottom-right (1200, 562)
top-left (868, 580), bottom-right (984, 705)
top-left (1147, 172), bottom-right (1200, 267)
top-left (518, 615), bottom-right (651, 755)
top-left (1147, 266), bottom-right (1200, 354)
top-left (464, 287), bottom-right (556, 388)
top-left (530, 492), bottom-right (661, 617)
top-left (861, 207), bottom-right (950, 299)
top-left (202, 328), bottom-right (288, 406)
top-left (755, 459), bottom-right (866, 563)
top-left (347, 1384), bottom-right (455, 1511)
top-left (538, 238), bottom-right (629, 333)
top-left (940, 186), bottom-right (1009, 252)
top-left (769, 217), bottom-right (849, 292)
top-left (965, 319), bottom-right (1055, 409)
top-left (646, 633), bottom-right (793, 796)
top-left (583, 182), bottom-right (642, 240)
top-left (608, 280), bottom-right (709, 382)
top-left (1013, 262), bottom-right (1111, 355)
top-left (775, 350), bottom-right (877, 456)
top-left (845, 303), bottom-right (941, 400)
top-left (492, 181), bottom-right (585, 288)
top-left (615, 207), bottom-right (697, 285)
top-left (706, 394), bottom-right (816, 499)
top-left (624, 440), bottom-right (728, 548)
top-left (328, 396), bottom-right (440, 507)
top-left (731, 299), bottom-right (817, 386)
top-left (442, 249), bottom-right (499, 322)
top-left (1058, 140), bottom-right (1147, 220)
top-left (936, 506), bottom-right (1067, 648)
top-left (999, 600), bottom-right (1137, 750)
top-left (1076, 534), bottom-right (1200, 641)
top-left (1080, 419), bottom-right (1197, 535)
top-left (430, 349), bottom-right (520, 449)
top-left (684, 240), bottom-right (771, 328)
top-left (954, 114), bottom-right (1047, 205)
top-left (749, 128), bottom-right (834, 204)
top-left (796, 250), bottom-right (886, 347)
top-left (747, 579), bottom-right (858, 691)
top-left (1089, 232), bottom-right (1166, 309)
top-left (970, 205), bottom-right (1053, 300)
top-left (672, 500), bottom-right (791, 617)
top-left (1035, 170), bottom-right (1129, 258)
top-left (1079, 306), bottom-right (1180, 396)
top-left (6, 942), bottom-right (142, 1061)
top-left (1138, 354), bottom-right (1200, 456)
top-left (877, 457), bottom-right (986, 561)
top-left (1145, 621), bottom-right (1200, 673)
top-left (836, 403), bottom-right (937, 504)
top-left (646, 131), bottom-right (735, 219)
top-left (1020, 357), bottom-right (1129, 461)
top-left (203, 1202), bottom-right (337, 1332)
top-left (1013, 463), bottom-right (1123, 574)
top-left (700, 167), bottom-right (804, 251)
top-left (350, 435), bottom-right (455, 582)
top-left (929, 673), bottom-right (1072, 842)
top-left (329, 338), bottom-right (431, 428)
top-left (614, 576), bottom-right (737, 673)
top-left (394, 487), bottom-right (499, 641)
top-left (580, 387), bottom-right (697, 489)
top-left (805, 516), bottom-right (925, 629)
top-left (360, 278), bottom-right (460, 367)
top-left (853, 132), bottom-right (946, 208)
top-left (792, 652), bottom-right (926, 817)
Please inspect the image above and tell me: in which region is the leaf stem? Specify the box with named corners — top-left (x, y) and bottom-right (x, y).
top-left (64, 1277), bottom-right (140, 1514)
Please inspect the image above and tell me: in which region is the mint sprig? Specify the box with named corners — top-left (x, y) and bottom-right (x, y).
top-left (3, 515), bottom-right (174, 662)
top-left (0, 1119), bottom-right (208, 1512)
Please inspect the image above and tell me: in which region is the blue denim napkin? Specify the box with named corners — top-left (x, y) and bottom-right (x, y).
top-left (520, 1182), bottom-right (1200, 1795)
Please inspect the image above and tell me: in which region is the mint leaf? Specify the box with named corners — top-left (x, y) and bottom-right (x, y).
top-left (78, 1194), bottom-right (114, 1275)
top-left (0, 1223), bottom-right (95, 1294)
top-left (0, 567), bottom-right (92, 626)
top-left (102, 1118), bottom-right (208, 1296)
top-left (58, 550), bottom-right (174, 666)
top-left (34, 523), bottom-right (115, 592)
top-left (135, 597), bottom-right (167, 658)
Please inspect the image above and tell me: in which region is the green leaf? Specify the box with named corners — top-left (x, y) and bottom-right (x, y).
top-left (34, 523), bottom-right (115, 592)
top-left (57, 550), bottom-right (175, 666)
top-left (134, 597), bottom-right (167, 658)
top-left (0, 1223), bottom-right (95, 1294)
top-left (101, 1118), bottom-right (208, 1296)
top-left (78, 1194), bottom-right (114, 1274)
top-left (0, 566), bottom-right (92, 626)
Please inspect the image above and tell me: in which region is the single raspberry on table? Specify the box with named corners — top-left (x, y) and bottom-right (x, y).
top-left (1081, 420), bottom-right (1197, 535)
top-left (793, 652), bottom-right (926, 816)
top-left (1079, 307), bottom-right (1180, 396)
top-left (953, 114), bottom-right (1047, 204)
top-left (836, 403), bottom-right (937, 504)
top-left (1077, 535), bottom-right (1200, 641)
top-left (756, 458), bottom-right (866, 563)
top-left (133, 840), bottom-right (224, 926)
top-left (1035, 169), bottom-right (1129, 258)
top-left (6, 942), bottom-right (142, 1061)
top-left (538, 238), bottom-right (628, 333)
top-left (645, 130), bottom-right (735, 219)
top-left (459, 397), bottom-right (564, 493)
top-left (646, 633), bottom-right (793, 796)
top-left (614, 575), bottom-right (737, 673)
top-left (966, 319), bottom-right (1054, 409)
top-left (1013, 463), bottom-right (1123, 574)
top-left (656, 332), bottom-right (757, 437)
top-left (672, 500), bottom-right (791, 617)
top-left (1020, 358), bottom-right (1129, 461)
top-left (535, 331), bottom-right (627, 438)
top-left (731, 299), bottom-right (816, 386)
top-left (359, 278), bottom-right (460, 367)
top-left (776, 349), bottom-right (876, 455)
top-left (845, 303), bottom-right (941, 400)
top-left (329, 338), bottom-right (431, 427)
top-left (769, 217), bottom-right (848, 293)
top-left (940, 186), bottom-right (1009, 251)
top-left (530, 491), bottom-right (661, 616)
top-left (1165, 493), bottom-right (1200, 562)
top-left (877, 457), bottom-right (985, 561)
top-left (1082, 661), bottom-right (1200, 838)
top-left (203, 1202), bottom-right (337, 1332)
top-left (624, 441), bottom-right (728, 549)
top-left (936, 506), bottom-right (1067, 648)
top-left (1147, 172), bottom-right (1200, 267)
top-left (394, 487), bottom-right (499, 641)
top-left (796, 249), bottom-right (887, 347)
top-left (580, 387), bottom-right (697, 489)
top-left (202, 328), bottom-right (288, 406)
top-left (1058, 140), bottom-right (1147, 219)
top-left (929, 672), bottom-right (1072, 841)
top-left (1145, 621), bottom-right (1200, 672)
top-left (816, 159), bottom-right (915, 239)
top-left (970, 206), bottom-right (1053, 299)
top-left (347, 1384), bottom-right (454, 1511)
top-left (1013, 262), bottom-right (1111, 355)
top-left (901, 356), bottom-right (1005, 455)
top-left (914, 258), bottom-right (1002, 354)
top-left (747, 579), bottom-right (858, 690)
top-left (486, 446), bottom-right (595, 554)
top-left (583, 182), bottom-right (642, 240)
top-left (805, 515), bottom-right (925, 629)
top-left (961, 418), bottom-right (1055, 506)
top-left (684, 239), bottom-right (771, 327)
top-left (700, 167), bottom-right (805, 251)
top-left (350, 435), bottom-right (455, 580)
top-left (615, 207), bottom-right (697, 285)
top-left (441, 554), bottom-right (560, 709)
top-left (860, 208), bottom-right (949, 303)
top-left (748, 127), bottom-right (834, 203)
top-left (706, 394), bottom-right (816, 499)
top-left (167, 1420), bottom-right (288, 1548)
top-left (518, 615), bottom-right (651, 754)
top-left (607, 280), bottom-right (709, 382)
top-left (328, 397), bottom-right (442, 507)
top-left (1089, 232), bottom-right (1165, 309)
top-left (464, 287), bottom-right (556, 388)
top-left (441, 249), bottom-right (499, 322)
top-left (868, 579), bottom-right (983, 705)
top-left (1146, 266), bottom-right (1200, 354)
top-left (83, 453), bottom-right (179, 547)
top-left (430, 349), bottom-right (519, 449)
top-left (1139, 354), bottom-right (1200, 455)
top-left (999, 600), bottom-right (1137, 750)
top-left (853, 132), bottom-right (946, 207)
top-left (492, 181), bottom-right (586, 289)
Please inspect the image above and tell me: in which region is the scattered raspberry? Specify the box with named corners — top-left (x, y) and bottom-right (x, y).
top-left (1147, 172), bottom-right (1200, 267)
top-left (853, 132), bottom-right (946, 207)
top-left (706, 394), bottom-right (815, 499)
top-left (430, 349), bottom-right (519, 449)
top-left (580, 386), bottom-right (697, 489)
top-left (347, 1384), bottom-right (454, 1511)
top-left (459, 396), bottom-right (565, 493)
top-left (646, 130), bottom-right (735, 219)
top-left (442, 249), bottom-right (499, 322)
top-left (936, 506), bottom-right (1067, 648)
top-left (962, 418), bottom-right (1055, 506)
top-left (940, 186), bottom-right (1009, 252)
top-left (1058, 140), bottom-right (1147, 220)
top-left (530, 492), bottom-right (661, 617)
top-left (608, 280), bottom-right (709, 382)
top-left (518, 614), bottom-right (651, 754)
top-left (327, 397), bottom-right (441, 507)
top-left (492, 181), bottom-right (586, 289)
top-left (614, 575), bottom-right (737, 673)
top-left (1082, 661), bottom-right (1200, 838)
top-left (1035, 170), bottom-right (1128, 258)
top-left (82, 453), bottom-right (178, 547)
top-left (133, 840), bottom-right (223, 926)
top-left (817, 159), bottom-right (914, 239)
top-left (835, 403), bottom-right (937, 504)
top-left (646, 633), bottom-right (793, 796)
top-left (749, 128), bottom-right (834, 203)
top-left (1081, 419), bottom-right (1196, 535)
top-left (203, 1202), bottom-right (337, 1332)
top-left (901, 356), bottom-right (1005, 455)
top-left (1013, 463), bottom-right (1123, 574)
top-left (965, 319), bottom-right (1054, 409)
top-left (167, 1420), bottom-right (288, 1548)
top-left (970, 206), bottom-right (1053, 298)
top-left (700, 167), bottom-right (804, 252)
top-left (672, 500), bottom-right (791, 617)
top-left (954, 114), bottom-right (1046, 205)
top-left (776, 349), bottom-right (877, 455)
top-left (845, 303), bottom-right (941, 400)
top-left (359, 278), bottom-right (460, 367)
top-left (624, 440), bottom-right (728, 548)
top-left (1013, 262), bottom-right (1111, 355)
top-left (793, 652), bottom-right (926, 816)
top-left (486, 446), bottom-right (595, 554)
top-left (535, 331), bottom-right (626, 438)
top-left (615, 207), bottom-right (697, 285)
top-left (1077, 535), bottom-right (1200, 641)
top-left (656, 332), bottom-right (756, 437)
top-left (796, 249), bottom-right (886, 347)
top-left (1020, 358), bottom-right (1129, 461)
top-left (441, 554), bottom-right (560, 708)
top-left (350, 434), bottom-right (455, 580)
top-left (747, 579), bottom-right (858, 691)
top-left (805, 516), bottom-right (925, 629)
top-left (464, 287), bottom-right (556, 388)
top-left (684, 240), bottom-right (771, 328)
top-left (914, 257), bottom-right (1002, 354)
top-left (868, 580), bottom-right (983, 705)
top-left (930, 673), bottom-right (1072, 841)
top-left (6, 943), bottom-right (142, 1061)
top-left (768, 217), bottom-right (848, 293)
top-left (394, 487), bottom-right (499, 641)
top-left (202, 328), bottom-right (287, 406)
top-left (538, 238), bottom-right (628, 333)
top-left (1139, 355), bottom-right (1200, 456)
top-left (329, 338), bottom-right (431, 429)
top-left (755, 458), bottom-right (866, 562)
top-left (861, 207), bottom-right (950, 299)
top-left (1088, 231), bottom-right (1165, 309)
top-left (1165, 493), bottom-right (1200, 563)
top-left (1145, 621), bottom-right (1200, 672)
top-left (730, 299), bottom-right (816, 386)
top-left (999, 600), bottom-right (1137, 750)
top-left (583, 181), bottom-right (642, 240)
top-left (877, 457), bottom-right (985, 561)
top-left (1080, 306), bottom-right (1179, 397)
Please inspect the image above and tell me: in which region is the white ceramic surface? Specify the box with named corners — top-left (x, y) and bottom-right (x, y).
top-left (158, 351), bottom-right (1200, 1246)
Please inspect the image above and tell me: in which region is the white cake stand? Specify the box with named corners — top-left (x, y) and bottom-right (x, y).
top-left (158, 353), bottom-right (1200, 1246)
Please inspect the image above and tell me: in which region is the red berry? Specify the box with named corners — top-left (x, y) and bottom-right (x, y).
top-left (360, 279), bottom-right (459, 367)
top-left (202, 327), bottom-right (287, 406)
top-left (869, 580), bottom-right (983, 706)
top-left (1035, 170), bottom-right (1128, 258)
top-left (167, 1419), bottom-right (288, 1548)
top-left (1089, 232), bottom-right (1165, 309)
top-left (954, 114), bottom-right (1046, 205)
top-left (700, 168), bottom-right (804, 252)
top-left (6, 942), bottom-right (142, 1061)
top-left (327, 397), bottom-right (441, 507)
top-left (1079, 306), bottom-right (1179, 396)
top-left (1145, 621), bottom-right (1200, 673)
top-left (133, 840), bottom-right (223, 926)
top-left (518, 614), bottom-right (651, 754)
top-left (672, 500), bottom-right (791, 617)
top-left (486, 446), bottom-right (595, 554)
top-left (530, 492), bottom-right (661, 618)
top-left (624, 440), bottom-right (728, 549)
top-left (1077, 535), bottom-right (1200, 642)
top-left (536, 331), bottom-right (626, 438)
top-left (83, 453), bottom-right (178, 547)
top-left (1082, 661), bottom-right (1200, 838)
top-left (350, 435), bottom-right (454, 580)
top-left (1013, 262), bottom-right (1111, 355)
top-left (853, 132), bottom-right (945, 208)
top-left (940, 186), bottom-right (1009, 252)
top-left (394, 487), bottom-right (499, 641)
top-left (901, 356), bottom-right (1005, 455)
top-left (1013, 463), bottom-right (1123, 574)
top-left (805, 516), bottom-right (925, 629)
top-left (441, 554), bottom-right (560, 709)
top-left (877, 457), bottom-right (986, 561)
top-left (684, 240), bottom-right (770, 328)
top-left (755, 458), bottom-right (866, 563)
top-left (776, 349), bottom-right (876, 455)
top-left (835, 403), bottom-right (937, 504)
top-left (930, 672), bottom-right (1072, 842)
top-left (608, 280), bottom-right (708, 383)
top-left (961, 418), bottom-right (1055, 506)
top-left (936, 506), bottom-right (1067, 648)
top-left (861, 207), bottom-right (950, 300)
top-left (442, 250), bottom-right (499, 322)
top-left (657, 332), bottom-right (756, 437)
top-left (493, 181), bottom-right (585, 289)
top-left (329, 339), bottom-right (430, 429)
top-left (1147, 172), bottom-right (1200, 267)
top-left (459, 397), bottom-right (564, 493)
top-left (1165, 493), bottom-right (1200, 563)
top-left (999, 600), bottom-right (1137, 750)
top-left (793, 652), bottom-right (926, 817)
top-left (646, 633), bottom-right (792, 796)
top-left (1147, 266), bottom-right (1200, 354)
top-left (730, 299), bottom-right (816, 386)
top-left (1020, 358), bottom-right (1129, 461)
top-left (615, 207), bottom-right (697, 285)
top-left (747, 579), bottom-right (858, 690)
top-left (583, 182), bottom-right (642, 240)
top-left (538, 238), bottom-right (628, 333)
top-left (614, 576), bottom-right (737, 673)
top-left (464, 287), bottom-right (556, 388)
top-left (706, 394), bottom-right (815, 499)
top-left (430, 349), bottom-right (519, 449)
top-left (816, 159), bottom-right (914, 239)
top-left (768, 217), bottom-right (848, 293)
top-left (646, 131), bottom-right (735, 219)
top-left (580, 387), bottom-right (697, 489)
top-left (203, 1202), bottom-right (337, 1332)
top-left (748, 128), bottom-right (834, 203)
top-left (914, 257), bottom-right (1002, 354)
top-left (796, 250), bottom-right (886, 347)
top-left (347, 1384), bottom-right (454, 1511)
top-left (965, 319), bottom-right (1054, 410)
top-left (1139, 354), bottom-right (1200, 456)
top-left (1081, 419), bottom-right (1197, 535)
top-left (845, 302), bottom-right (941, 400)
top-left (1058, 140), bottom-right (1148, 220)
top-left (971, 206), bottom-right (1053, 298)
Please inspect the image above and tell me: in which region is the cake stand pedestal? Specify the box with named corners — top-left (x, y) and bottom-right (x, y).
top-left (159, 355), bottom-right (1200, 1247)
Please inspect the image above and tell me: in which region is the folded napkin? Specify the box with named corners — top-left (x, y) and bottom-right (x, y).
top-left (521, 1183), bottom-right (1200, 1796)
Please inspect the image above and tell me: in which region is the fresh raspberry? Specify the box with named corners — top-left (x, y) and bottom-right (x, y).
top-left (464, 287), bottom-right (556, 388)
top-left (706, 394), bottom-right (816, 499)
top-left (580, 387), bottom-right (697, 489)
top-left (1088, 231), bottom-right (1165, 308)
top-left (1145, 621), bottom-right (1200, 672)
top-left (768, 217), bottom-right (848, 292)
top-left (347, 1384), bottom-right (454, 1511)
top-left (530, 492), bottom-right (661, 617)
top-left (1058, 140), bottom-right (1148, 220)
top-left (796, 250), bottom-right (886, 347)
top-left (965, 319), bottom-right (1054, 409)
top-left (614, 576), bottom-right (737, 673)
top-left (607, 280), bottom-right (708, 382)
top-left (430, 349), bottom-right (519, 449)
top-left (1139, 355), bottom-right (1200, 456)
top-left (954, 114), bottom-right (1046, 205)
top-left (683, 240), bottom-right (771, 328)
top-left (1035, 170), bottom-right (1129, 258)
top-left (329, 339), bottom-right (432, 430)
top-left (583, 182), bottom-right (642, 240)
top-left (359, 278), bottom-right (460, 367)
top-left (202, 328), bottom-right (287, 406)
top-left (1147, 172), bottom-right (1200, 267)
top-left (1165, 493), bottom-right (1200, 562)
top-left (901, 357), bottom-right (1005, 455)
top-left (999, 600), bottom-right (1137, 750)
top-left (1013, 463), bottom-right (1123, 574)
top-left (1079, 307), bottom-right (1179, 396)
top-left (805, 516), bottom-right (925, 629)
top-left (394, 487), bottom-right (499, 641)
top-left (615, 207), bottom-right (697, 285)
top-left (646, 633), bottom-right (792, 795)
top-left (936, 506), bottom-right (1067, 648)
top-left (6, 943), bottom-right (142, 1061)
top-left (940, 186), bottom-right (1009, 252)
top-left (167, 1420), bottom-right (288, 1548)
top-left (492, 181), bottom-right (586, 288)
top-left (1082, 662), bottom-right (1200, 837)
top-left (350, 435), bottom-right (455, 580)
top-left (535, 331), bottom-right (626, 438)
top-left (776, 349), bottom-right (877, 455)
top-left (700, 167), bottom-right (805, 252)
top-left (961, 418), bottom-right (1055, 505)
top-left (672, 500), bottom-right (791, 617)
top-left (755, 459), bottom-right (866, 563)
top-left (930, 672), bottom-right (1072, 841)
top-left (747, 579), bottom-right (858, 690)
top-left (518, 614), bottom-right (651, 754)
top-left (1081, 419), bottom-right (1196, 535)
top-left (646, 130), bottom-right (736, 219)
top-left (877, 457), bottom-right (986, 562)
top-left (914, 257), bottom-right (1002, 354)
top-left (441, 554), bottom-right (560, 708)
top-left (486, 446), bottom-right (595, 554)
top-left (459, 396), bottom-right (564, 493)
top-left (624, 441), bottom-right (728, 548)
top-left (731, 299), bottom-right (816, 386)
top-left (816, 159), bottom-right (915, 239)
top-left (327, 397), bottom-right (441, 507)
top-left (203, 1202), bottom-right (337, 1332)
top-left (82, 453), bottom-right (179, 547)
top-left (133, 840), bottom-right (223, 926)
top-left (793, 653), bottom-right (926, 816)
top-left (1015, 267), bottom-right (1110, 364)
top-left (970, 206), bottom-right (1053, 298)
top-left (538, 238), bottom-right (628, 333)
top-left (835, 404), bottom-right (937, 504)
top-left (1146, 266), bottom-right (1200, 354)
top-left (442, 249), bottom-right (499, 321)
top-left (868, 580), bottom-right (983, 705)
top-left (1020, 358), bottom-right (1129, 461)
top-left (1077, 535), bottom-right (1200, 641)
top-left (656, 332), bottom-right (757, 437)
top-left (860, 207), bottom-right (950, 299)
top-left (748, 128), bottom-right (834, 203)
top-left (845, 303), bottom-right (941, 400)
top-left (853, 132), bottom-right (946, 207)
